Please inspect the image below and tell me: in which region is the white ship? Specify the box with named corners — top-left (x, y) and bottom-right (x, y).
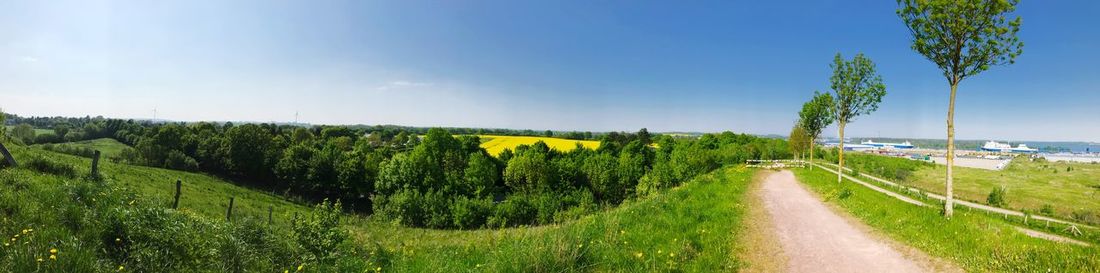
top-left (860, 140), bottom-right (915, 149)
top-left (980, 141), bottom-right (1037, 153)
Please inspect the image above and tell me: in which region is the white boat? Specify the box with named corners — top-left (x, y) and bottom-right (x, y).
top-left (980, 141), bottom-right (1037, 153)
top-left (860, 140), bottom-right (915, 149)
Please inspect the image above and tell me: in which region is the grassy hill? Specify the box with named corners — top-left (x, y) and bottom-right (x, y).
top-left (1, 143), bottom-right (759, 272)
top-left (478, 135), bottom-right (600, 156)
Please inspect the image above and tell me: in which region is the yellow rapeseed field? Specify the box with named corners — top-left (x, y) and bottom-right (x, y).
top-left (478, 135), bottom-right (600, 156)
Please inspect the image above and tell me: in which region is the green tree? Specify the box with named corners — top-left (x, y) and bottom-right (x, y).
top-left (11, 124), bottom-right (35, 144)
top-left (788, 123), bottom-right (810, 161)
top-left (827, 53), bottom-right (886, 183)
top-left (798, 91), bottom-right (835, 169)
top-left (226, 124), bottom-right (274, 178)
top-left (463, 152), bottom-right (499, 198)
top-left (897, 0), bottom-right (1023, 217)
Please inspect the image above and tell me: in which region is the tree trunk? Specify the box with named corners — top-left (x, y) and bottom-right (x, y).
top-left (837, 121), bottom-right (845, 183)
top-left (809, 140), bottom-right (815, 170)
top-left (945, 82), bottom-right (958, 217)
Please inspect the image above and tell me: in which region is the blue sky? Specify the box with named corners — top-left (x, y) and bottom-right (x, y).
top-left (2, 1), bottom-right (1098, 141)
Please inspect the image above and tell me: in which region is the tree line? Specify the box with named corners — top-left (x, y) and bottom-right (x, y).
top-left (1, 115), bottom-right (790, 229)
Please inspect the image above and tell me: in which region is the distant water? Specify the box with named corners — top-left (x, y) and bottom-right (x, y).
top-left (839, 137), bottom-right (1100, 153)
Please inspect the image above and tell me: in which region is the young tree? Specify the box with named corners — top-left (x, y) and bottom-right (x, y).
top-left (798, 91), bottom-right (835, 169)
top-left (827, 53), bottom-right (886, 183)
top-left (897, 0), bottom-right (1023, 217)
top-left (788, 123), bottom-right (810, 161)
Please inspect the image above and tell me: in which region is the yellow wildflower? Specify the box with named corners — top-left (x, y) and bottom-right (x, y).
top-left (118, 265), bottom-right (125, 271)
top-left (284, 270), bottom-right (289, 273)
top-left (634, 252), bottom-right (643, 258)
top-left (50, 254), bottom-right (57, 260)
top-left (297, 264), bottom-right (304, 271)
top-left (50, 248), bottom-right (58, 254)
top-left (670, 252), bottom-right (675, 258)
top-left (37, 258), bottom-right (44, 262)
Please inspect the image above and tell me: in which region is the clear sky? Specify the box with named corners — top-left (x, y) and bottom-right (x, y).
top-left (2, 1), bottom-right (1098, 142)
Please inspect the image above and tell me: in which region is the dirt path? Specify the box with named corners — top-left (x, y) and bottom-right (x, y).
top-left (759, 170), bottom-right (932, 273)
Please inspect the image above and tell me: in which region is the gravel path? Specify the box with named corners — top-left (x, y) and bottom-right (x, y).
top-left (760, 170), bottom-right (929, 273)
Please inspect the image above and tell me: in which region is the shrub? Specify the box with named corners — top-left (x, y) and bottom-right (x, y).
top-left (488, 195), bottom-right (537, 228)
top-left (1039, 204), bottom-right (1055, 216)
top-left (23, 156), bottom-right (77, 178)
top-left (292, 199), bottom-right (348, 264)
top-left (164, 150), bottom-right (199, 171)
top-left (451, 197), bottom-right (492, 229)
top-left (1071, 210), bottom-right (1098, 224)
top-left (987, 186), bottom-right (1007, 207)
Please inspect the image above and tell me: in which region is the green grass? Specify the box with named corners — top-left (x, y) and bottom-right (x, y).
top-left (33, 138), bottom-right (132, 158)
top-left (793, 167), bottom-right (1100, 272)
top-left (10, 145), bottom-right (314, 226)
top-left (4, 125), bottom-right (52, 135)
top-left (348, 166), bottom-right (755, 272)
top-left (7, 143), bottom-right (758, 271)
top-left (909, 157), bottom-right (1100, 224)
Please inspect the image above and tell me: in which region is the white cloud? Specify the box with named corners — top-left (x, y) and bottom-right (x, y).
top-left (375, 80), bottom-right (432, 90)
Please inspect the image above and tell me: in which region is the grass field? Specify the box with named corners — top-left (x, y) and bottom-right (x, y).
top-left (836, 152), bottom-right (1100, 225)
top-left (793, 167), bottom-right (1100, 272)
top-left (8, 143), bottom-right (757, 271)
top-left (908, 157), bottom-right (1100, 224)
top-left (4, 125), bottom-right (53, 135)
top-left (33, 138), bottom-right (132, 158)
top-left (8, 145), bottom-right (314, 226)
top-left (347, 166), bottom-right (755, 271)
top-left (478, 135), bottom-right (600, 156)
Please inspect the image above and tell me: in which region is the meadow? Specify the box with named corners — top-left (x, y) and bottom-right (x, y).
top-left (478, 135), bottom-right (600, 156)
top-left (909, 157), bottom-right (1100, 225)
top-left (833, 152), bottom-right (1100, 225)
top-left (347, 166), bottom-right (756, 271)
top-left (1, 142), bottom-right (759, 272)
top-left (793, 167), bottom-right (1100, 272)
top-left (33, 138), bottom-right (131, 158)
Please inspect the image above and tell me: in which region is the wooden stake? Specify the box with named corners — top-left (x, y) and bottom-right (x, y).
top-left (91, 150), bottom-right (101, 177)
top-left (172, 179), bottom-right (182, 209)
top-left (226, 197), bottom-right (235, 221)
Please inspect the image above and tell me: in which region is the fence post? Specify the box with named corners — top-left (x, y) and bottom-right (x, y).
top-left (0, 142), bottom-right (17, 167)
top-left (172, 179), bottom-right (182, 209)
top-left (226, 197), bottom-right (235, 221)
top-left (268, 206), bottom-right (274, 225)
top-left (91, 150), bottom-right (101, 177)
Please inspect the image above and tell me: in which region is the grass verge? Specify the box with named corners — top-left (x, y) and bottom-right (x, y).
top-left (793, 167), bottom-right (1099, 272)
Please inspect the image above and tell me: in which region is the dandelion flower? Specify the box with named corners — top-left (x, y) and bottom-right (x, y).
top-left (634, 252), bottom-right (644, 258)
top-left (297, 264), bottom-right (304, 271)
top-left (670, 253), bottom-right (675, 258)
top-left (50, 248), bottom-right (58, 254)
top-left (50, 254), bottom-right (56, 260)
top-left (115, 238), bottom-right (122, 243)
top-left (284, 270), bottom-right (289, 273)
top-left (37, 258), bottom-right (44, 262)
top-left (118, 265), bottom-right (125, 271)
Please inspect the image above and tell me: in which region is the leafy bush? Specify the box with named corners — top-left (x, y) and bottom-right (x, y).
top-left (987, 186), bottom-right (1007, 207)
top-left (450, 197), bottom-right (492, 229)
top-left (23, 156), bottom-right (78, 178)
top-left (1039, 204), bottom-right (1055, 216)
top-left (292, 199), bottom-right (348, 263)
top-left (164, 150), bottom-right (199, 171)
